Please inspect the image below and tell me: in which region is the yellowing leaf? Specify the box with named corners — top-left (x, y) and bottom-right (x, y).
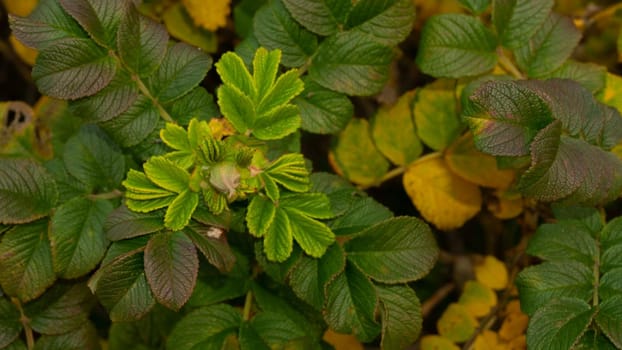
top-left (414, 79), bottom-right (463, 151)
top-left (2, 0), bottom-right (37, 16)
top-left (209, 118), bottom-right (236, 140)
top-left (163, 3), bottom-right (218, 52)
top-left (474, 256), bottom-right (508, 290)
top-left (420, 335), bottom-right (460, 350)
top-left (437, 303), bottom-right (478, 343)
top-left (445, 133), bottom-right (515, 189)
top-left (499, 300), bottom-right (528, 342)
top-left (9, 34), bottom-right (37, 66)
top-left (182, 0), bottom-right (231, 32)
top-left (371, 90), bottom-right (423, 166)
top-left (323, 330), bottom-right (364, 350)
top-left (473, 330), bottom-right (504, 350)
top-left (403, 154), bottom-right (482, 230)
top-left (330, 118), bottom-right (390, 187)
top-left (599, 73), bottom-right (622, 113)
top-left (458, 280), bottom-right (497, 317)
top-left (507, 335), bottom-right (527, 350)
top-left (487, 189), bottom-right (523, 220)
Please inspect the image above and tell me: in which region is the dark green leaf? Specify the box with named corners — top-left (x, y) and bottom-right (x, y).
top-left (416, 14), bottom-right (497, 78)
top-left (493, 0), bottom-right (553, 49)
top-left (526, 222), bottom-right (597, 267)
top-left (458, 0), bottom-right (490, 14)
top-left (117, 4), bottom-right (168, 77)
top-left (324, 264), bottom-right (380, 342)
top-left (599, 268), bottom-right (622, 300)
top-left (60, 0), bottom-right (127, 48)
top-left (0, 220), bottom-right (56, 302)
top-left (595, 295), bottom-right (622, 348)
top-left (108, 305), bottom-right (180, 350)
top-left (166, 87), bottom-right (219, 126)
top-left (253, 0), bottom-right (318, 67)
top-left (526, 298), bottom-right (596, 350)
top-left (50, 197), bottom-right (113, 279)
top-left (281, 0), bottom-right (351, 36)
top-left (551, 204), bottom-right (604, 234)
top-left (601, 217), bottom-right (622, 273)
top-left (375, 284), bottom-right (422, 350)
top-left (309, 31), bottom-right (393, 96)
top-left (289, 243), bottom-right (345, 310)
top-left (101, 95), bottom-right (160, 147)
top-left (329, 196), bottom-right (393, 236)
top-left (145, 231), bottom-right (198, 310)
top-left (148, 42), bottom-right (212, 103)
top-left (25, 283), bottom-right (93, 335)
top-left (575, 331), bottom-right (618, 350)
top-left (516, 261), bottom-right (593, 316)
top-left (33, 322), bottom-right (100, 350)
top-left (4, 340), bottom-right (26, 350)
top-left (101, 235), bottom-right (150, 266)
top-left (32, 38), bottom-right (116, 99)
top-left (544, 60), bottom-right (607, 94)
top-left (185, 226), bottom-right (236, 273)
top-left (515, 13), bottom-right (581, 77)
top-left (95, 252), bottom-right (155, 321)
top-left (105, 205), bottom-right (164, 241)
top-left (0, 298), bottom-right (21, 348)
top-left (68, 69), bottom-right (138, 122)
top-left (295, 79), bottom-right (353, 134)
top-left (166, 304), bottom-right (241, 350)
top-left (346, 0), bottom-right (415, 46)
top-left (245, 312), bottom-right (312, 348)
top-left (0, 159), bottom-right (58, 224)
top-left (63, 125), bottom-right (125, 191)
top-left (9, 0), bottom-right (87, 49)
top-left (255, 242), bottom-right (301, 283)
top-left (239, 322), bottom-right (271, 350)
top-left (345, 217), bottom-right (438, 283)
top-left (234, 0), bottom-right (267, 38)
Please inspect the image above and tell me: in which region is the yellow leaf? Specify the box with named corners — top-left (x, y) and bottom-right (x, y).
top-left (420, 335), bottom-right (460, 350)
top-left (499, 301), bottom-right (528, 342)
top-left (371, 90), bottom-right (423, 166)
top-left (487, 189), bottom-right (523, 220)
top-left (473, 330), bottom-right (504, 350)
top-left (209, 118), bottom-right (235, 140)
top-left (2, 0), bottom-right (38, 16)
top-left (507, 335), bottom-right (527, 350)
top-left (458, 280), bottom-right (497, 318)
top-left (445, 133), bottom-right (515, 189)
top-left (474, 256), bottom-right (508, 290)
top-left (437, 303), bottom-right (478, 343)
top-left (9, 34), bottom-right (38, 66)
top-left (182, 0), bottom-right (231, 31)
top-left (323, 330), bottom-right (363, 350)
top-left (403, 154), bottom-right (482, 230)
top-left (163, 3), bottom-right (218, 52)
top-left (599, 73), bottom-right (622, 112)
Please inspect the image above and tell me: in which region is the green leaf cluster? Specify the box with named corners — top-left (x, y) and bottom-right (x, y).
top-left (464, 78), bottom-right (622, 205)
top-left (516, 206), bottom-right (622, 349)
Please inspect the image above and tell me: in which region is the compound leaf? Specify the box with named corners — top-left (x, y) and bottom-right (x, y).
top-left (0, 159), bottom-right (58, 224)
top-left (345, 217), bottom-right (438, 283)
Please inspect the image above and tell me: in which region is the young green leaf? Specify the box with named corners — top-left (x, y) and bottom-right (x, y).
top-left (294, 79), bottom-right (353, 134)
top-left (263, 209), bottom-right (293, 262)
top-left (288, 243), bottom-right (345, 310)
top-left (345, 217), bottom-right (438, 283)
top-left (117, 4), bottom-right (168, 77)
top-left (9, 0), bottom-right (88, 50)
top-left (24, 283), bottom-right (93, 335)
top-left (330, 118), bottom-right (390, 186)
top-left (324, 264), bottom-right (381, 342)
top-left (416, 14), bottom-right (497, 78)
top-left (264, 153), bottom-right (310, 192)
top-left (144, 231), bottom-right (198, 311)
top-left (164, 190), bottom-right (199, 230)
top-left (63, 125), bottom-right (125, 191)
top-left (285, 208), bottom-right (334, 258)
top-left (166, 304), bottom-right (241, 349)
top-left (375, 284), bottom-right (422, 350)
top-left (0, 298), bottom-right (21, 348)
top-left (526, 298), bottom-right (596, 350)
top-left (95, 252), bottom-right (155, 322)
top-left (253, 0), bottom-right (318, 67)
top-left (345, 0), bottom-right (415, 46)
top-left (32, 38), bottom-right (116, 99)
top-left (493, 0), bottom-right (553, 49)
top-left (147, 42), bottom-right (213, 103)
top-left (514, 13), bottom-right (581, 77)
top-left (0, 159), bottom-right (58, 224)
top-left (308, 31), bottom-right (393, 96)
top-left (246, 195), bottom-right (277, 237)
top-left (50, 197), bottom-right (113, 279)
top-left (143, 156), bottom-right (190, 194)
top-left (281, 0), bottom-right (351, 36)
top-left (0, 220), bottom-right (56, 302)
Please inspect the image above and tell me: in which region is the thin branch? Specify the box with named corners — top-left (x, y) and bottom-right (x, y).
top-left (496, 48), bottom-right (524, 79)
top-left (11, 297), bottom-right (34, 350)
top-left (421, 283), bottom-right (456, 318)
